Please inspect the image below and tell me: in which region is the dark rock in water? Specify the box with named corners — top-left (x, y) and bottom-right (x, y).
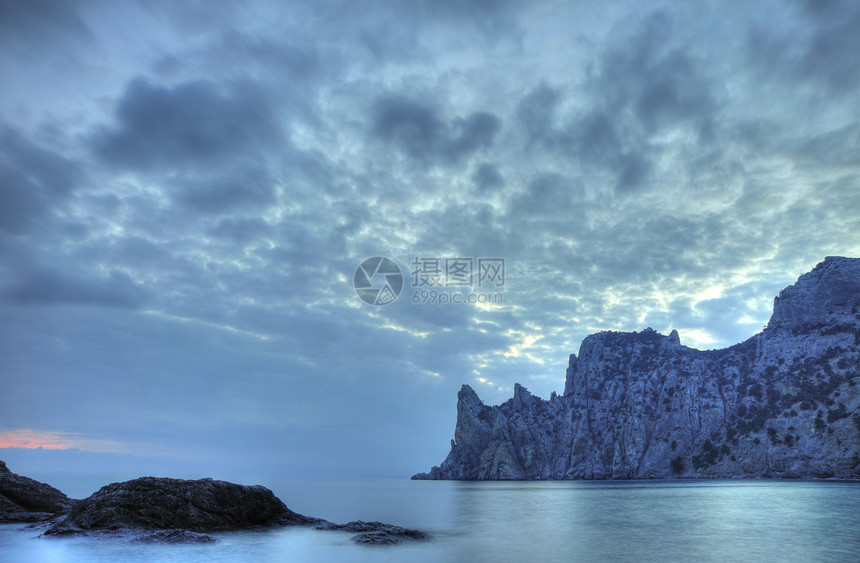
top-left (44, 476), bottom-right (320, 536)
top-left (36, 474), bottom-right (430, 546)
top-left (128, 529), bottom-right (218, 544)
top-left (414, 257), bottom-right (860, 480)
top-left (353, 531), bottom-right (402, 545)
top-left (0, 461), bottom-right (76, 523)
top-left (316, 520), bottom-right (431, 544)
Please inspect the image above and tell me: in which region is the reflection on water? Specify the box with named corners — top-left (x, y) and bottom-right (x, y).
top-left (2, 479), bottom-right (858, 562)
top-left (446, 480), bottom-right (860, 562)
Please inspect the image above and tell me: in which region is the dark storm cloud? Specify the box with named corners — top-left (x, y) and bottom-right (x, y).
top-left (510, 173), bottom-right (584, 217)
top-left (150, 26), bottom-right (328, 130)
top-left (574, 113), bottom-right (620, 164)
top-left (516, 83), bottom-right (563, 148)
top-left (512, 12), bottom-right (718, 194)
top-left (208, 217), bottom-right (274, 245)
top-left (1, 263), bottom-right (147, 309)
top-left (0, 0), bottom-right (91, 50)
top-left (451, 113), bottom-right (503, 157)
top-left (615, 152), bottom-right (652, 194)
top-left (589, 12), bottom-right (718, 187)
top-left (750, 0), bottom-right (860, 95)
top-left (370, 94), bottom-right (441, 159)
top-left (176, 166), bottom-right (276, 215)
top-left (0, 128), bottom-right (81, 234)
top-left (93, 77), bottom-right (280, 170)
top-left (371, 95), bottom-right (501, 166)
top-left (596, 16), bottom-right (716, 133)
top-left (472, 163), bottom-right (505, 192)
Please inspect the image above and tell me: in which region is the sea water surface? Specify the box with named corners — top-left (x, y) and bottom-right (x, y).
top-left (2, 478), bottom-right (859, 562)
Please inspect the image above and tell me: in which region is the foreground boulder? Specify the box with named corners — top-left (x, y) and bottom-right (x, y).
top-left (0, 460), bottom-right (75, 522)
top-left (45, 476), bottom-right (318, 536)
top-left (40, 474), bottom-right (428, 545)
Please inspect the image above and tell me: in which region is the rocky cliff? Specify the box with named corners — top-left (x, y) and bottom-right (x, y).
top-left (414, 256), bottom-right (860, 480)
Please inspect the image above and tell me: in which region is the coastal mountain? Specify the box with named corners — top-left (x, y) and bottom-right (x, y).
top-left (414, 257), bottom-right (860, 480)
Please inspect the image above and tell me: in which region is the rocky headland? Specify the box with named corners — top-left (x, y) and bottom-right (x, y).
top-left (414, 256), bottom-right (860, 480)
top-left (0, 462), bottom-right (428, 545)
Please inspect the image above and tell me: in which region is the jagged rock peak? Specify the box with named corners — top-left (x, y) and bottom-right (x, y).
top-left (513, 383), bottom-right (531, 399)
top-left (576, 327), bottom-right (682, 355)
top-left (768, 256), bottom-right (860, 329)
top-left (564, 354), bottom-right (578, 396)
top-left (458, 384), bottom-right (483, 405)
top-left (564, 326), bottom-right (685, 398)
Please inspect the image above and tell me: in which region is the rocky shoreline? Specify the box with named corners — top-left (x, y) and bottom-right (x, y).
top-left (0, 461), bottom-right (428, 545)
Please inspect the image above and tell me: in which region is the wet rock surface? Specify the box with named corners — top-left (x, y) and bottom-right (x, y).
top-left (0, 460), bottom-right (76, 523)
top-left (415, 257), bottom-right (860, 480)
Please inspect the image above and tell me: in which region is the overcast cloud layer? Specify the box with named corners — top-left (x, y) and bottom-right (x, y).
top-left (1, 0), bottom-right (859, 480)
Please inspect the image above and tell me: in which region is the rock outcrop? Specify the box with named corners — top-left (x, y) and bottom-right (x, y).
top-left (0, 462), bottom-right (428, 545)
top-left (314, 520), bottom-right (431, 544)
top-left (414, 257), bottom-right (860, 480)
top-left (37, 474), bottom-right (428, 545)
top-left (44, 476), bottom-right (319, 538)
top-left (0, 460), bottom-right (75, 522)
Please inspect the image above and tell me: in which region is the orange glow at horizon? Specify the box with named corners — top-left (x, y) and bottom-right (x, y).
top-left (0, 429), bottom-right (121, 452)
top-left (0, 429), bottom-right (69, 450)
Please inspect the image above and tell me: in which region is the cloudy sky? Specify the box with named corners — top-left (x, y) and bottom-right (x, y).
top-left (1, 0), bottom-right (859, 482)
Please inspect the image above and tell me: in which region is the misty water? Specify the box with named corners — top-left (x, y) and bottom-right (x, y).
top-left (2, 478), bottom-right (859, 562)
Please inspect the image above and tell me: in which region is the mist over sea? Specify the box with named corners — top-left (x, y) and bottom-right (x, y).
top-left (2, 477), bottom-right (859, 562)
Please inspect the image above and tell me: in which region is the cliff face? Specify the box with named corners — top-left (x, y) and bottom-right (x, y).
top-left (414, 257), bottom-right (860, 480)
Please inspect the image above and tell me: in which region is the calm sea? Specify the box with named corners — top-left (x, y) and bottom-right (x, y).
top-left (2, 478), bottom-right (859, 562)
